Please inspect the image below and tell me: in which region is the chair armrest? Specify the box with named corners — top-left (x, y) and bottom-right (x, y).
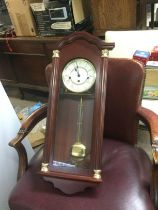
top-left (137, 106), bottom-right (158, 164)
top-left (9, 104), bottom-right (47, 180)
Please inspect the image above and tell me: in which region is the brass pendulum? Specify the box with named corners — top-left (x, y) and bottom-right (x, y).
top-left (71, 97), bottom-right (86, 158)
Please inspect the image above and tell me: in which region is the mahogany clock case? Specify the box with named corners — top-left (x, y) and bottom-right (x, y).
top-left (40, 32), bottom-right (114, 187)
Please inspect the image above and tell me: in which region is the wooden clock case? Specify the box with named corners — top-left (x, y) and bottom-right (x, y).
top-left (39, 31), bottom-right (114, 194)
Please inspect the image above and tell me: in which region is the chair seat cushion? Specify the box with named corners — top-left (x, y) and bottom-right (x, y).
top-left (9, 139), bottom-right (155, 210)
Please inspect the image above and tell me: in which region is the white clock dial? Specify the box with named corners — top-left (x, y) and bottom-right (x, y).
top-left (62, 58), bottom-right (96, 93)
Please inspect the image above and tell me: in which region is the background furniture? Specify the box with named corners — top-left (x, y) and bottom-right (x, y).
top-left (8, 32), bottom-right (158, 210)
top-left (139, 0), bottom-right (158, 28)
top-left (0, 37), bottom-right (61, 93)
top-left (0, 1), bottom-right (151, 93)
top-left (90, 0), bottom-right (137, 36)
top-left (105, 30), bottom-right (158, 115)
top-left (105, 30), bottom-right (158, 58)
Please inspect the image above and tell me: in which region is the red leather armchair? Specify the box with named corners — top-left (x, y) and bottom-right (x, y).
top-left (8, 33), bottom-right (158, 210)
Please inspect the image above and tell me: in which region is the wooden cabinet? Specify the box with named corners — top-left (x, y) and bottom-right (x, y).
top-left (0, 37), bottom-right (62, 91)
top-left (90, 0), bottom-right (137, 36)
top-left (0, 53), bottom-right (15, 81)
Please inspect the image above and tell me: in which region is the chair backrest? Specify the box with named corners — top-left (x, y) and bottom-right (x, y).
top-left (103, 58), bottom-right (145, 145)
top-left (45, 57), bottom-right (145, 146)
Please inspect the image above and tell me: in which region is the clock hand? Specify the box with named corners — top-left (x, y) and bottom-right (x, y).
top-left (74, 63), bottom-right (80, 77)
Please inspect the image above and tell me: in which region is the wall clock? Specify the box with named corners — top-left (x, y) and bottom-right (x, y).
top-left (39, 31), bottom-right (114, 194)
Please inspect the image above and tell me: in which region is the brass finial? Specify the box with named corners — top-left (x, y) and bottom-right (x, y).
top-left (93, 169), bottom-right (102, 179)
top-left (101, 49), bottom-right (109, 57)
top-left (52, 50), bottom-right (60, 58)
top-left (41, 163), bottom-right (49, 172)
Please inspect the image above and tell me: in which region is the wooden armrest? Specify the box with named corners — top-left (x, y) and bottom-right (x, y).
top-left (9, 104), bottom-right (47, 180)
top-left (137, 106), bottom-right (158, 164)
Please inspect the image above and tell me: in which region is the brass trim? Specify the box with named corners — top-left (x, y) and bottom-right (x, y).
top-left (101, 49), bottom-right (109, 57)
top-left (41, 163), bottom-right (49, 172)
top-left (52, 50), bottom-right (60, 58)
top-left (93, 169), bottom-right (102, 179)
top-left (152, 147), bottom-right (158, 165)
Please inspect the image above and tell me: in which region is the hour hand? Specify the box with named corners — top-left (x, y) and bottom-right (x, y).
top-left (74, 63), bottom-right (80, 77)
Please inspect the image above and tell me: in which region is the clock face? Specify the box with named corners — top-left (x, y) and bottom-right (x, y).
top-left (62, 58), bottom-right (96, 93)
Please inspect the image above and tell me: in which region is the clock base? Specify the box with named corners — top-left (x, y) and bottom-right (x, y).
top-left (43, 176), bottom-right (98, 194)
